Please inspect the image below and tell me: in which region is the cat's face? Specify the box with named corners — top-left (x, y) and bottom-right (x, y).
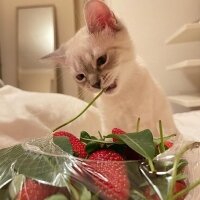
top-left (44, 0), bottom-right (134, 95)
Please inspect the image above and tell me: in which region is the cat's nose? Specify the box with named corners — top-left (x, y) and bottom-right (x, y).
top-left (92, 80), bottom-right (101, 89)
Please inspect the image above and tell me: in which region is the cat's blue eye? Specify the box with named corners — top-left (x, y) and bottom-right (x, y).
top-left (76, 73), bottom-right (85, 82)
top-left (97, 54), bottom-right (107, 67)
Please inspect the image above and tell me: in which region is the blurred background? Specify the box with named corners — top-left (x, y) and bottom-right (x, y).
top-left (0, 0), bottom-right (200, 113)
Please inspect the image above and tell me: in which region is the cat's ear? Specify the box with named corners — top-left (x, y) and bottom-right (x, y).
top-left (41, 47), bottom-right (66, 65)
top-left (84, 0), bottom-right (119, 33)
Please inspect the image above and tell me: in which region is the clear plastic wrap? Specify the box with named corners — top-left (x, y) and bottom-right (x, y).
top-left (0, 131), bottom-right (200, 200)
top-left (1, 89), bottom-right (200, 200)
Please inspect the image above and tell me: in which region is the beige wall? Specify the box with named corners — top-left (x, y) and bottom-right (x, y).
top-left (0, 0), bottom-right (78, 96)
top-left (108, 0), bottom-right (200, 112)
top-left (1, 0), bottom-right (200, 110)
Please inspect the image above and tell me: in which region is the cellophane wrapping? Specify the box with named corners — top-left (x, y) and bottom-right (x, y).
top-left (0, 134), bottom-right (200, 200)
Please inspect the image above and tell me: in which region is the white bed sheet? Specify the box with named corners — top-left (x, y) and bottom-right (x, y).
top-left (174, 110), bottom-right (200, 141)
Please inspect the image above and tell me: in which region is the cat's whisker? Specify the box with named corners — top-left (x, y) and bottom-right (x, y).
top-left (103, 75), bottom-right (112, 86)
top-left (104, 72), bottom-right (115, 83)
top-left (103, 73), bottom-right (111, 83)
top-left (78, 87), bottom-right (87, 99)
top-left (104, 71), bottom-right (117, 85)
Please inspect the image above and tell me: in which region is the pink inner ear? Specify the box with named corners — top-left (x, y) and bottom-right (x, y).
top-left (84, 0), bottom-right (117, 33)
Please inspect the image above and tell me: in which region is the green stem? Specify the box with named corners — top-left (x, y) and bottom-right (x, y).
top-left (53, 89), bottom-right (105, 132)
top-left (153, 134), bottom-right (176, 145)
top-left (136, 117), bottom-right (140, 132)
top-left (159, 120), bottom-right (165, 153)
top-left (148, 159), bottom-right (155, 172)
top-left (98, 131), bottom-right (104, 140)
top-left (167, 143), bottom-right (198, 200)
top-left (172, 178), bottom-right (200, 200)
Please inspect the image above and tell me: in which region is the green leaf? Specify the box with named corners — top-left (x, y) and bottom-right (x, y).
top-left (90, 136), bottom-right (98, 140)
top-left (154, 134), bottom-right (176, 145)
top-left (91, 194), bottom-right (99, 200)
top-left (0, 142), bottom-right (71, 187)
top-left (175, 173), bottom-right (187, 181)
top-left (79, 186), bottom-right (92, 200)
top-left (109, 129), bottom-right (156, 160)
top-left (85, 142), bottom-right (101, 154)
top-left (177, 159), bottom-right (188, 172)
top-left (80, 131), bottom-right (92, 144)
top-left (68, 182), bottom-right (81, 200)
top-left (9, 174), bottom-right (26, 199)
top-left (80, 137), bottom-right (114, 144)
top-left (14, 151), bottom-right (70, 187)
top-left (130, 189), bottom-right (147, 200)
top-left (53, 136), bottom-right (73, 154)
top-left (0, 145), bottom-right (25, 189)
top-left (45, 194), bottom-right (69, 200)
top-left (0, 188), bottom-right (10, 200)
top-left (68, 180), bottom-right (92, 200)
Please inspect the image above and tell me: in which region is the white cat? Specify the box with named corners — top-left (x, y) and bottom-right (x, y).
top-left (44, 0), bottom-right (177, 136)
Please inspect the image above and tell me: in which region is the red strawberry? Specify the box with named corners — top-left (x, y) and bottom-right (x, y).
top-left (143, 186), bottom-right (159, 200)
top-left (88, 149), bottom-right (130, 200)
top-left (17, 179), bottom-right (68, 200)
top-left (164, 141), bottom-right (173, 148)
top-left (144, 181), bottom-right (187, 200)
top-left (124, 146), bottom-right (143, 160)
top-left (174, 181), bottom-right (187, 200)
top-left (112, 128), bottom-right (125, 142)
top-left (53, 131), bottom-right (87, 158)
top-left (112, 128), bottom-right (142, 160)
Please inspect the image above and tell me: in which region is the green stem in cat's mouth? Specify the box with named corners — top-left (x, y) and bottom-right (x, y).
top-left (52, 89), bottom-right (105, 132)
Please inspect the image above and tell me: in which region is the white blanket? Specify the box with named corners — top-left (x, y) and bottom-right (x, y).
top-left (174, 111), bottom-right (200, 141)
top-left (1, 85), bottom-right (200, 146)
top-left (0, 85), bottom-right (101, 148)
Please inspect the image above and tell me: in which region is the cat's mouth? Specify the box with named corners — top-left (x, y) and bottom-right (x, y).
top-left (104, 80), bottom-right (117, 94)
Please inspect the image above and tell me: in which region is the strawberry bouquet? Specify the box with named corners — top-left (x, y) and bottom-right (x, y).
top-left (0, 90), bottom-right (200, 200)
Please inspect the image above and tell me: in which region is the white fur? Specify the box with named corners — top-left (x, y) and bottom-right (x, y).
top-left (97, 57), bottom-right (177, 135)
top-left (46, 0), bottom-right (177, 136)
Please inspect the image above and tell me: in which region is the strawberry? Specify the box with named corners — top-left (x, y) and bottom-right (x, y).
top-left (144, 181), bottom-right (187, 200)
top-left (143, 186), bottom-right (159, 200)
top-left (17, 179), bottom-right (68, 200)
top-left (174, 181), bottom-right (187, 200)
top-left (124, 146), bottom-right (143, 160)
top-left (112, 128), bottom-right (142, 160)
top-left (164, 141), bottom-right (173, 148)
top-left (53, 131), bottom-right (87, 158)
top-left (112, 128), bottom-right (125, 142)
top-left (88, 149), bottom-right (130, 200)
